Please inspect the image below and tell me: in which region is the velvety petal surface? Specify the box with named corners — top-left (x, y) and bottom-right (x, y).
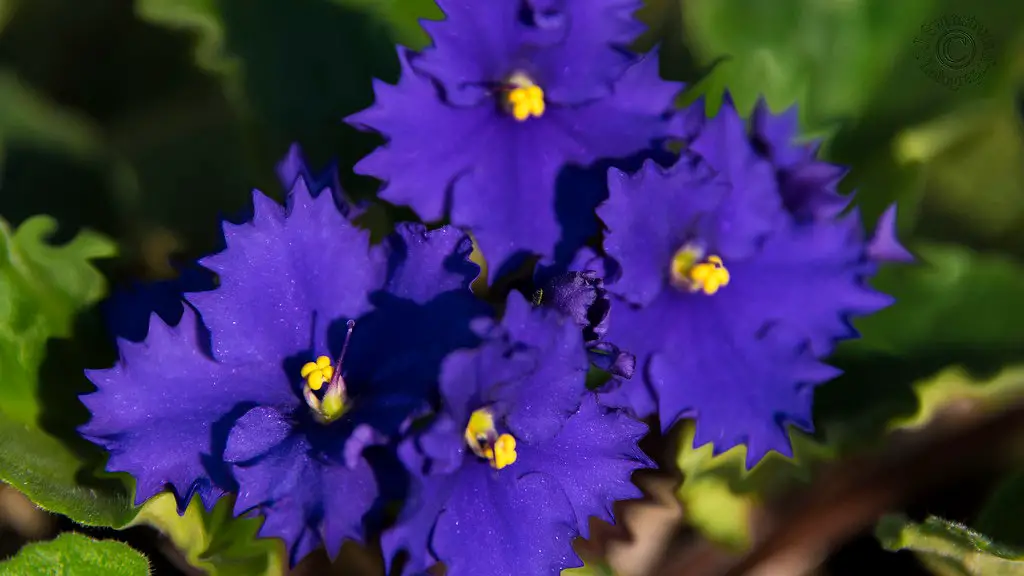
top-left (383, 223), bottom-right (480, 304)
top-left (608, 294), bottom-right (838, 463)
top-left (416, 0), bottom-right (642, 105)
top-left (81, 308), bottom-right (295, 508)
top-left (431, 466), bottom-right (580, 576)
top-left (276, 143), bottom-right (362, 218)
top-left (186, 179), bottom-right (385, 364)
top-left (229, 428), bottom-right (377, 565)
top-left (598, 159), bottom-right (731, 307)
top-left (513, 395), bottom-right (651, 538)
top-left (486, 292), bottom-right (589, 442)
top-left (351, 50), bottom-right (681, 280)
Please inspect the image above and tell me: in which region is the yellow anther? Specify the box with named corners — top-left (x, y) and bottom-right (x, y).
top-left (485, 434), bottom-right (517, 470)
top-left (670, 247), bottom-right (730, 295)
top-left (300, 355), bottom-right (333, 391)
top-left (504, 73), bottom-right (545, 122)
top-left (464, 408), bottom-right (517, 470)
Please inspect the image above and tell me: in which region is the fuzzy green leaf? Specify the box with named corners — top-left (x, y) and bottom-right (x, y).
top-left (0, 533), bottom-right (150, 576)
top-left (0, 215), bottom-right (115, 424)
top-left (0, 215), bottom-right (133, 527)
top-left (878, 515), bottom-right (1024, 576)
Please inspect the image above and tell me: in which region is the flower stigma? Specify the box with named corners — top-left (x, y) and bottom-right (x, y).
top-left (463, 408), bottom-right (518, 470)
top-left (503, 71), bottom-right (545, 122)
top-left (300, 319), bottom-right (356, 424)
top-left (670, 244), bottom-right (730, 295)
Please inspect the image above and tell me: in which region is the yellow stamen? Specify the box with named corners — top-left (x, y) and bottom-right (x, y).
top-left (504, 72), bottom-right (545, 122)
top-left (670, 246), bottom-right (730, 295)
top-left (300, 355), bottom-right (333, 391)
top-left (463, 408), bottom-right (518, 470)
top-left (487, 434), bottom-right (518, 469)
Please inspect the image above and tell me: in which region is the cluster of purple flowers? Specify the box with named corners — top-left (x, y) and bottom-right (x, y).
top-left (80, 1), bottom-right (907, 573)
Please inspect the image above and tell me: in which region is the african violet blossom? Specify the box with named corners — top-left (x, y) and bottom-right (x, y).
top-left (348, 0), bottom-right (682, 280)
top-left (383, 292), bottom-right (651, 576)
top-left (81, 177), bottom-right (487, 564)
top-left (596, 98), bottom-right (905, 464)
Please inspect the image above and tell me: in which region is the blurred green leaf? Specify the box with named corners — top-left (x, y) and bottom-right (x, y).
top-left (0, 214), bottom-right (134, 527)
top-left (135, 0), bottom-right (438, 206)
top-left (850, 243), bottom-right (1024, 361)
top-left (887, 365), bottom-right (1024, 431)
top-left (681, 0), bottom-right (937, 126)
top-left (0, 215), bottom-right (114, 423)
top-left (674, 422), bottom-right (833, 550)
top-left (0, 533), bottom-right (150, 576)
top-left (130, 492), bottom-right (284, 576)
top-left (0, 70), bottom-right (104, 162)
top-left (818, 246), bottom-right (1024, 452)
top-left (900, 98), bottom-right (1024, 254)
top-left (878, 515), bottom-right (1024, 575)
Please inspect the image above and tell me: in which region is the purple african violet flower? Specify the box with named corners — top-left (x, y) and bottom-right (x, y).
top-left (596, 100), bottom-right (902, 464)
top-left (348, 0), bottom-right (682, 281)
top-left (81, 177), bottom-right (487, 565)
top-left (382, 292), bottom-right (651, 575)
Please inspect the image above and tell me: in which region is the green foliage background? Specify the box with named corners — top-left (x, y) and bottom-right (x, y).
top-left (0, 0), bottom-right (1022, 573)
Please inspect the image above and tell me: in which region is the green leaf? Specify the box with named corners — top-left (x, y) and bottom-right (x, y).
top-left (0, 215), bottom-right (134, 527)
top-left (0, 215), bottom-right (115, 424)
top-left (849, 243), bottom-right (1024, 361)
top-left (817, 245), bottom-right (1024, 454)
top-left (681, 0), bottom-right (938, 126)
top-left (0, 533), bottom-right (150, 576)
top-left (674, 421), bottom-right (833, 551)
top-left (887, 365), bottom-right (1024, 432)
top-left (0, 417), bottom-right (135, 527)
top-left (135, 0), bottom-right (440, 206)
top-left (877, 515), bottom-right (1024, 575)
top-left (0, 70), bottom-right (105, 161)
top-left (130, 492), bottom-right (285, 576)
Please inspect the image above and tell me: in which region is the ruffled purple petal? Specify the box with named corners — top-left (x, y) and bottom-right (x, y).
top-left (81, 308), bottom-right (295, 508)
top-left (608, 295), bottom-right (839, 463)
top-left (431, 466), bottom-right (581, 576)
top-left (599, 159), bottom-right (730, 307)
top-left (596, 374), bottom-right (656, 418)
top-left (276, 143), bottom-right (363, 218)
top-left (382, 223), bottom-right (480, 303)
top-left (230, 431), bottom-right (377, 565)
top-left (437, 335), bottom-right (538, 432)
top-left (351, 49), bottom-right (680, 281)
top-left (102, 263), bottom-right (215, 343)
top-left (750, 97), bottom-right (808, 168)
top-left (416, 0), bottom-right (642, 105)
top-left (186, 179), bottom-right (385, 364)
top-left (686, 97), bottom-right (784, 255)
top-left (513, 395), bottom-right (651, 538)
top-left (492, 292), bottom-right (590, 442)
top-left (715, 211), bottom-right (893, 357)
top-left (380, 459), bottom-right (453, 574)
